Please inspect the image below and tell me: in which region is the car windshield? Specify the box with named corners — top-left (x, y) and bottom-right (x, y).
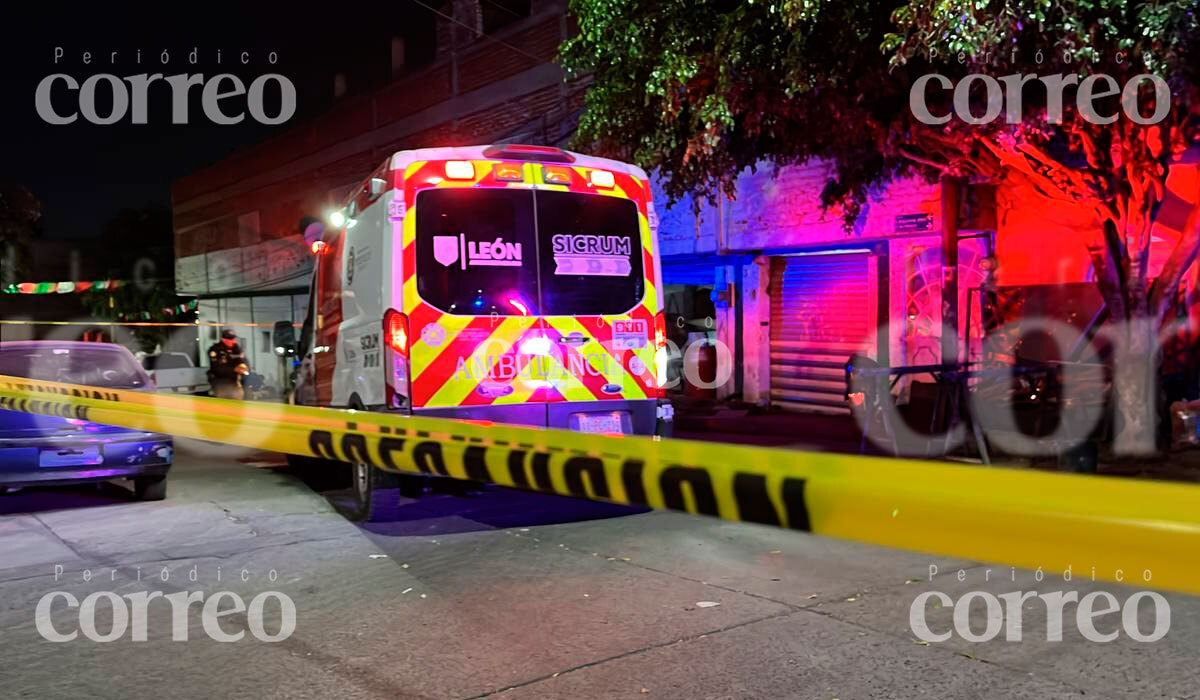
top-left (415, 187), bottom-right (644, 316)
top-left (0, 346), bottom-right (149, 388)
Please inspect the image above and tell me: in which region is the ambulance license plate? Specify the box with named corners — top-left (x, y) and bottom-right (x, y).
top-left (576, 413), bottom-right (626, 435)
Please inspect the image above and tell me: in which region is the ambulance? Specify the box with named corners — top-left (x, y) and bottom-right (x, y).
top-left (290, 144), bottom-right (672, 519)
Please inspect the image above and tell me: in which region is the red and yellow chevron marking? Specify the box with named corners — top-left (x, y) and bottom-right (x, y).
top-left (395, 158), bottom-right (662, 409)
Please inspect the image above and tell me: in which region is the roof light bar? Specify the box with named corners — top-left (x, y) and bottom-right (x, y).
top-left (482, 144), bottom-right (575, 163)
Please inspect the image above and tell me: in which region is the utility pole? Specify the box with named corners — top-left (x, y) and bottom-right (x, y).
top-left (941, 176), bottom-right (962, 366)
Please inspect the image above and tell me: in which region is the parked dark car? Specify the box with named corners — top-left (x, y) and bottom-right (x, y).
top-left (0, 341), bottom-right (173, 500)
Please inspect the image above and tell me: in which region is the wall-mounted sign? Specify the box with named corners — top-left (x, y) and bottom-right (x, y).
top-left (895, 213), bottom-right (934, 233)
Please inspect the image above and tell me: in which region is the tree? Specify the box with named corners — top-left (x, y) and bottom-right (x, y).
top-left (80, 206), bottom-right (191, 353)
top-left (561, 0), bottom-right (1200, 453)
top-left (0, 182), bottom-right (40, 285)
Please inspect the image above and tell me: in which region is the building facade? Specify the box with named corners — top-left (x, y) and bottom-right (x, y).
top-left (655, 154), bottom-right (1198, 412)
top-left (172, 0), bottom-right (579, 387)
top-left (174, 0), bottom-right (1199, 406)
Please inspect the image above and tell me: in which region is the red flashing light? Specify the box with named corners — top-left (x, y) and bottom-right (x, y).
top-left (507, 296), bottom-right (530, 316)
top-left (649, 311), bottom-right (669, 397)
top-left (384, 309), bottom-right (410, 356)
top-left (311, 241), bottom-right (328, 255)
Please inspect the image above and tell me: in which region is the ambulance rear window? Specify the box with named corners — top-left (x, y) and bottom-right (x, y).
top-left (415, 187), bottom-right (645, 316)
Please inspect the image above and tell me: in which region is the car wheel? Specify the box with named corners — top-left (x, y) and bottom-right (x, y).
top-left (134, 475), bottom-right (167, 501)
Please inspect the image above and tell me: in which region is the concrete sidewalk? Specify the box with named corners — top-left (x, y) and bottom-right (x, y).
top-left (674, 404), bottom-right (869, 453)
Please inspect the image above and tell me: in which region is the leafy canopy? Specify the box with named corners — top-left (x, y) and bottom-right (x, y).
top-left (561, 0), bottom-right (1198, 224)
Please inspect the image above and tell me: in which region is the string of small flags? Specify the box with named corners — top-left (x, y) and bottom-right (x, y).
top-left (2, 280), bottom-right (123, 294)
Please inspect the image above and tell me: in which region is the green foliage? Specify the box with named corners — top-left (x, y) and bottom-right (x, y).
top-left (79, 206), bottom-right (189, 353)
top-left (561, 0), bottom-right (1198, 230)
top-left (0, 183), bottom-right (40, 284)
top-left (80, 281), bottom-right (184, 354)
top-left (886, 0), bottom-right (1198, 78)
top-left (562, 0), bottom-right (912, 222)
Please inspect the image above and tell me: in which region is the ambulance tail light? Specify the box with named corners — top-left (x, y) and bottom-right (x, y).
top-left (444, 161), bottom-right (475, 180)
top-left (383, 309), bottom-right (412, 410)
top-left (653, 311), bottom-right (669, 394)
top-left (384, 309), bottom-right (410, 356)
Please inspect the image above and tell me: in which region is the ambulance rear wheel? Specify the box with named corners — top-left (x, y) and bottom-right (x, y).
top-left (350, 459), bottom-right (405, 522)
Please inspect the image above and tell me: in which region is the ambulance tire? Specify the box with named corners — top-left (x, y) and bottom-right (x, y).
top-left (345, 396), bottom-right (421, 520)
top-left (351, 459), bottom-right (405, 522)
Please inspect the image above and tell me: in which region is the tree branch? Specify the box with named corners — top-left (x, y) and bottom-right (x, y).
top-left (897, 147), bottom-right (950, 174)
top-left (1150, 179), bottom-right (1200, 322)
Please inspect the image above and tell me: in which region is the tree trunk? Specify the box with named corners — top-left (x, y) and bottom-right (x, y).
top-left (1111, 305), bottom-right (1159, 457)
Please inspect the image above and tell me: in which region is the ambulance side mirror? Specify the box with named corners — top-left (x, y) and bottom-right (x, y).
top-left (273, 321), bottom-right (297, 357)
top-left (368, 177), bottom-right (388, 198)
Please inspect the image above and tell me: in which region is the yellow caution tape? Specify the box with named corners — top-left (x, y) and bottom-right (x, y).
top-left (2, 374), bottom-right (1199, 595)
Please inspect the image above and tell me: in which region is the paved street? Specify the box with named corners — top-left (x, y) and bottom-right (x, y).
top-left (1, 438), bottom-right (1197, 699)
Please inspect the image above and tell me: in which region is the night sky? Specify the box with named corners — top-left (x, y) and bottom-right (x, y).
top-left (0, 2), bottom-right (436, 243)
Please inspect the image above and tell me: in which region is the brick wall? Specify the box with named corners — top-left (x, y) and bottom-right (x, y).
top-left (172, 2), bottom-right (569, 277)
top-left (654, 159), bottom-right (942, 257)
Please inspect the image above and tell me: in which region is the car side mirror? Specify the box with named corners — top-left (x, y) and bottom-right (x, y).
top-left (273, 321), bottom-right (297, 356)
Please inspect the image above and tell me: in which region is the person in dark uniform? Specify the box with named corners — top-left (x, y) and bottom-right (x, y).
top-left (207, 329), bottom-right (249, 399)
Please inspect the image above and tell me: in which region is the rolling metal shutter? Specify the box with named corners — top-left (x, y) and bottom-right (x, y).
top-left (769, 252), bottom-right (877, 412)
